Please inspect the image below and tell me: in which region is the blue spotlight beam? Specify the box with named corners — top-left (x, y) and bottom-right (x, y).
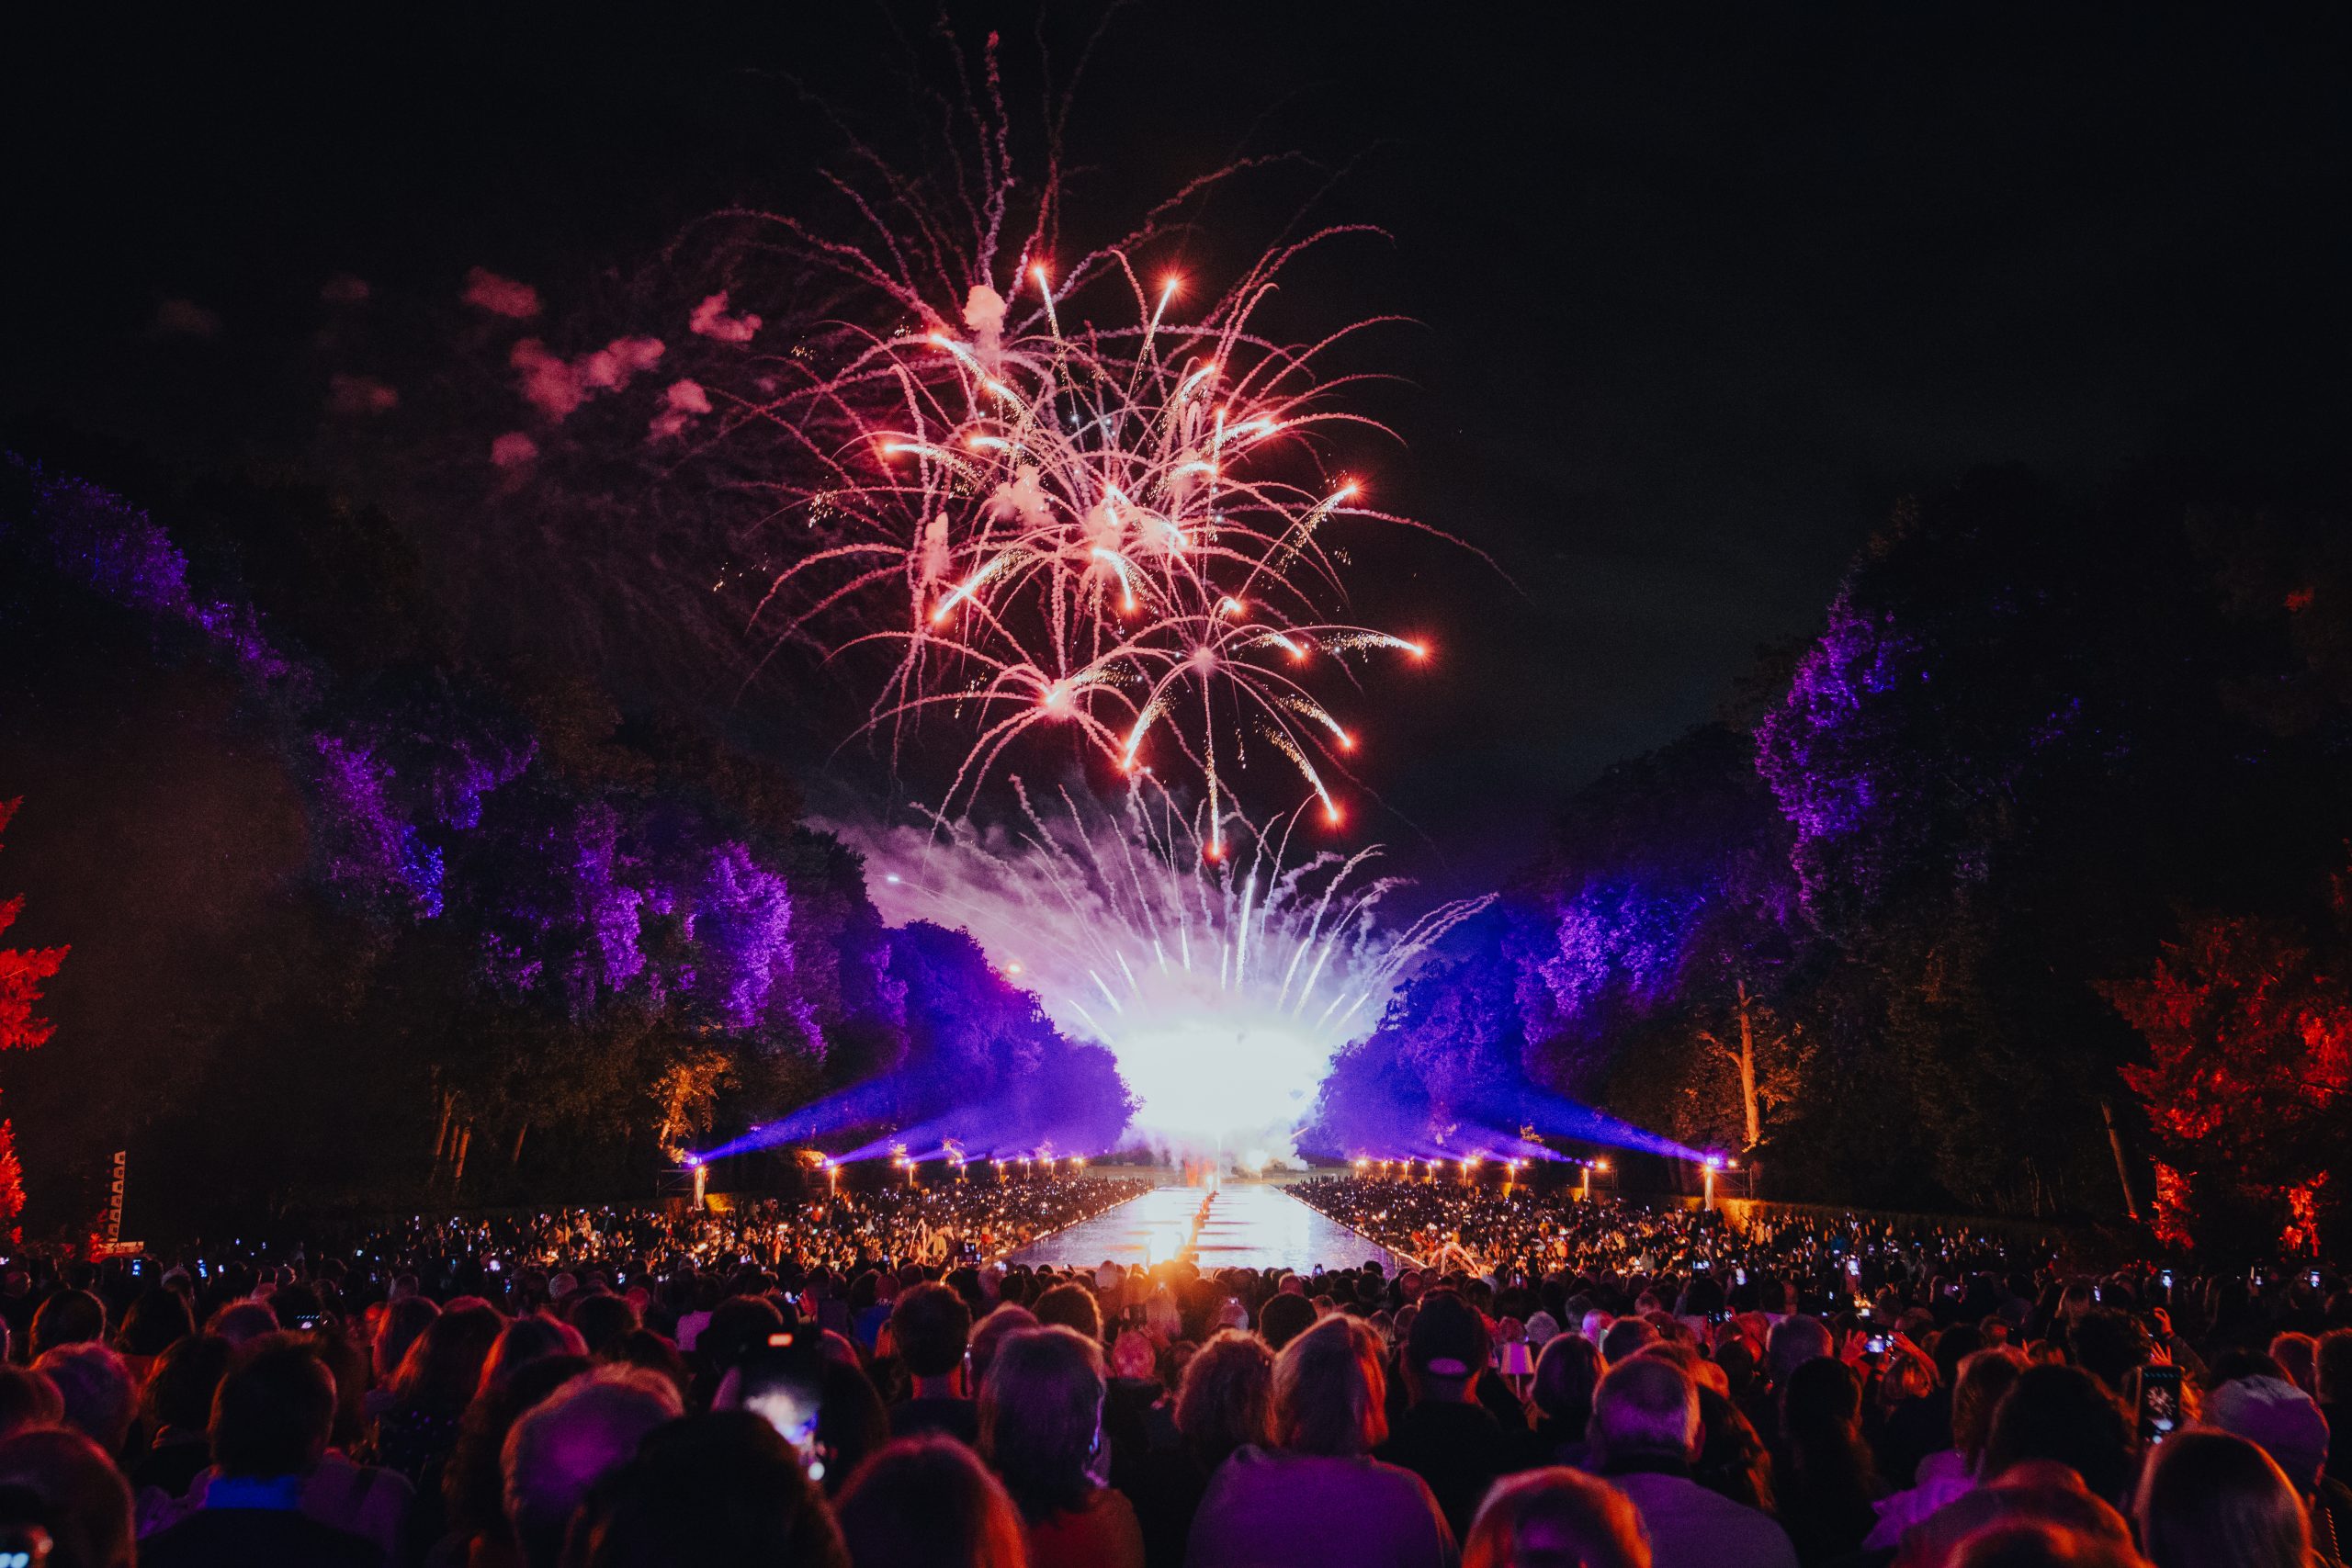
top-left (692, 1073), bottom-right (1130, 1168)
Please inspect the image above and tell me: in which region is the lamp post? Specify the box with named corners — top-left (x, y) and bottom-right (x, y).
top-left (1702, 1154), bottom-right (1724, 1209)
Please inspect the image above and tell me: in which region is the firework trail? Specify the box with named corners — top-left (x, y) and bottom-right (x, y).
top-left (843, 780), bottom-right (1492, 1162)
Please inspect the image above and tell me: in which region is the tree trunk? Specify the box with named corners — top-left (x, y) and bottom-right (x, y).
top-left (432, 1091), bottom-right (453, 1161)
top-left (2099, 1099), bottom-right (2141, 1221)
top-left (511, 1122), bottom-right (529, 1168)
top-left (1735, 981), bottom-right (1762, 1151)
top-left (453, 1124), bottom-right (473, 1190)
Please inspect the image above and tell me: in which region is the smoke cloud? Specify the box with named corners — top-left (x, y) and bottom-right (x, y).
top-left (689, 290), bottom-right (761, 343)
top-left (462, 267), bottom-right (541, 319)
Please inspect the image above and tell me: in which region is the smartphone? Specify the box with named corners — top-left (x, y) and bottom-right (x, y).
top-left (2159, 1269), bottom-right (2173, 1289)
top-left (1846, 1258), bottom-right (1860, 1279)
top-left (2138, 1363), bottom-right (2184, 1447)
top-left (738, 1330), bottom-right (827, 1479)
top-left (488, 1259), bottom-right (503, 1272)
top-left (2312, 1271), bottom-right (2324, 1290)
top-left (1865, 1333), bottom-right (1890, 1356)
top-left (1735, 1268), bottom-right (1747, 1286)
top-left (291, 1313), bottom-right (326, 1332)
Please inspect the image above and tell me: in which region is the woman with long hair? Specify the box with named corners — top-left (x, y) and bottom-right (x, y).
top-left (1863, 1346), bottom-right (2028, 1552)
top-left (364, 1300), bottom-right (503, 1486)
top-left (980, 1325), bottom-right (1145, 1568)
top-left (1174, 1330), bottom-right (1277, 1475)
top-left (1775, 1358), bottom-right (1881, 1565)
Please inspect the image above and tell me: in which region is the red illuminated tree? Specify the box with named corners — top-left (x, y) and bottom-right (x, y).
top-left (2104, 903), bottom-right (2352, 1259)
top-left (0, 799), bottom-right (69, 1225)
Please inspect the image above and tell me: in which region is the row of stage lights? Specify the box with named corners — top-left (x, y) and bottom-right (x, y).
top-left (1349, 1150), bottom-right (1743, 1201)
top-left (1348, 1155), bottom-right (1608, 1178)
top-left (1347, 1153), bottom-right (1738, 1174)
top-left (805, 1153), bottom-right (1092, 1190)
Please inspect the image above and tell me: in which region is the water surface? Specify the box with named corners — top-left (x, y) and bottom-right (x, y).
top-left (1006, 1182), bottom-right (1408, 1273)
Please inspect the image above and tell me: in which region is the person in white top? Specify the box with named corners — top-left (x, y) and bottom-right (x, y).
top-left (1588, 1354), bottom-right (1798, 1568)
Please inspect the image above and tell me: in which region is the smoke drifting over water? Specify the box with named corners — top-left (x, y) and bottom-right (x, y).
top-left (837, 784), bottom-right (1490, 1168)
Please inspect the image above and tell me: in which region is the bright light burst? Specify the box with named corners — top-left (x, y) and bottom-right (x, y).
top-left (753, 240), bottom-right (1453, 846)
top-left (844, 783), bottom-right (1491, 1162)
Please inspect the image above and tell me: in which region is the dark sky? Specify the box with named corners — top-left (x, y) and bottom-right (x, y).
top-left (10, 3), bottom-right (2350, 893)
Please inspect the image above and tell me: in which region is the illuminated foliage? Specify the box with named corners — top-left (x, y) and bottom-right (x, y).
top-left (2105, 901), bottom-right (2352, 1258)
top-left (0, 798), bottom-right (67, 1224)
top-left (1, 457), bottom-right (1121, 1218)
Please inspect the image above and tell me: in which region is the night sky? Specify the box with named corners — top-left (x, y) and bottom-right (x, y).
top-left (10, 3), bottom-right (2349, 892)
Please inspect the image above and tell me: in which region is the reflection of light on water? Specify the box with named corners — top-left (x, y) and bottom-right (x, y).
top-left (1009, 1184), bottom-right (1404, 1271)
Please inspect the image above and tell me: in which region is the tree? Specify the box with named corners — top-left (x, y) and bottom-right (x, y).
top-left (1689, 980), bottom-right (1813, 1156)
top-left (2104, 895), bottom-right (2352, 1260)
top-left (0, 799), bottom-right (69, 1226)
top-left (885, 922), bottom-right (1135, 1156)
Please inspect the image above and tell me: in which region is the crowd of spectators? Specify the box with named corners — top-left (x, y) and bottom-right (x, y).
top-left (0, 1173), bottom-right (2336, 1567)
top-left (234, 1175), bottom-right (1153, 1280)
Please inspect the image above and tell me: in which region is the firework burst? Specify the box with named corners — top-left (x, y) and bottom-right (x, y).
top-left (721, 130), bottom-right (1460, 847)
